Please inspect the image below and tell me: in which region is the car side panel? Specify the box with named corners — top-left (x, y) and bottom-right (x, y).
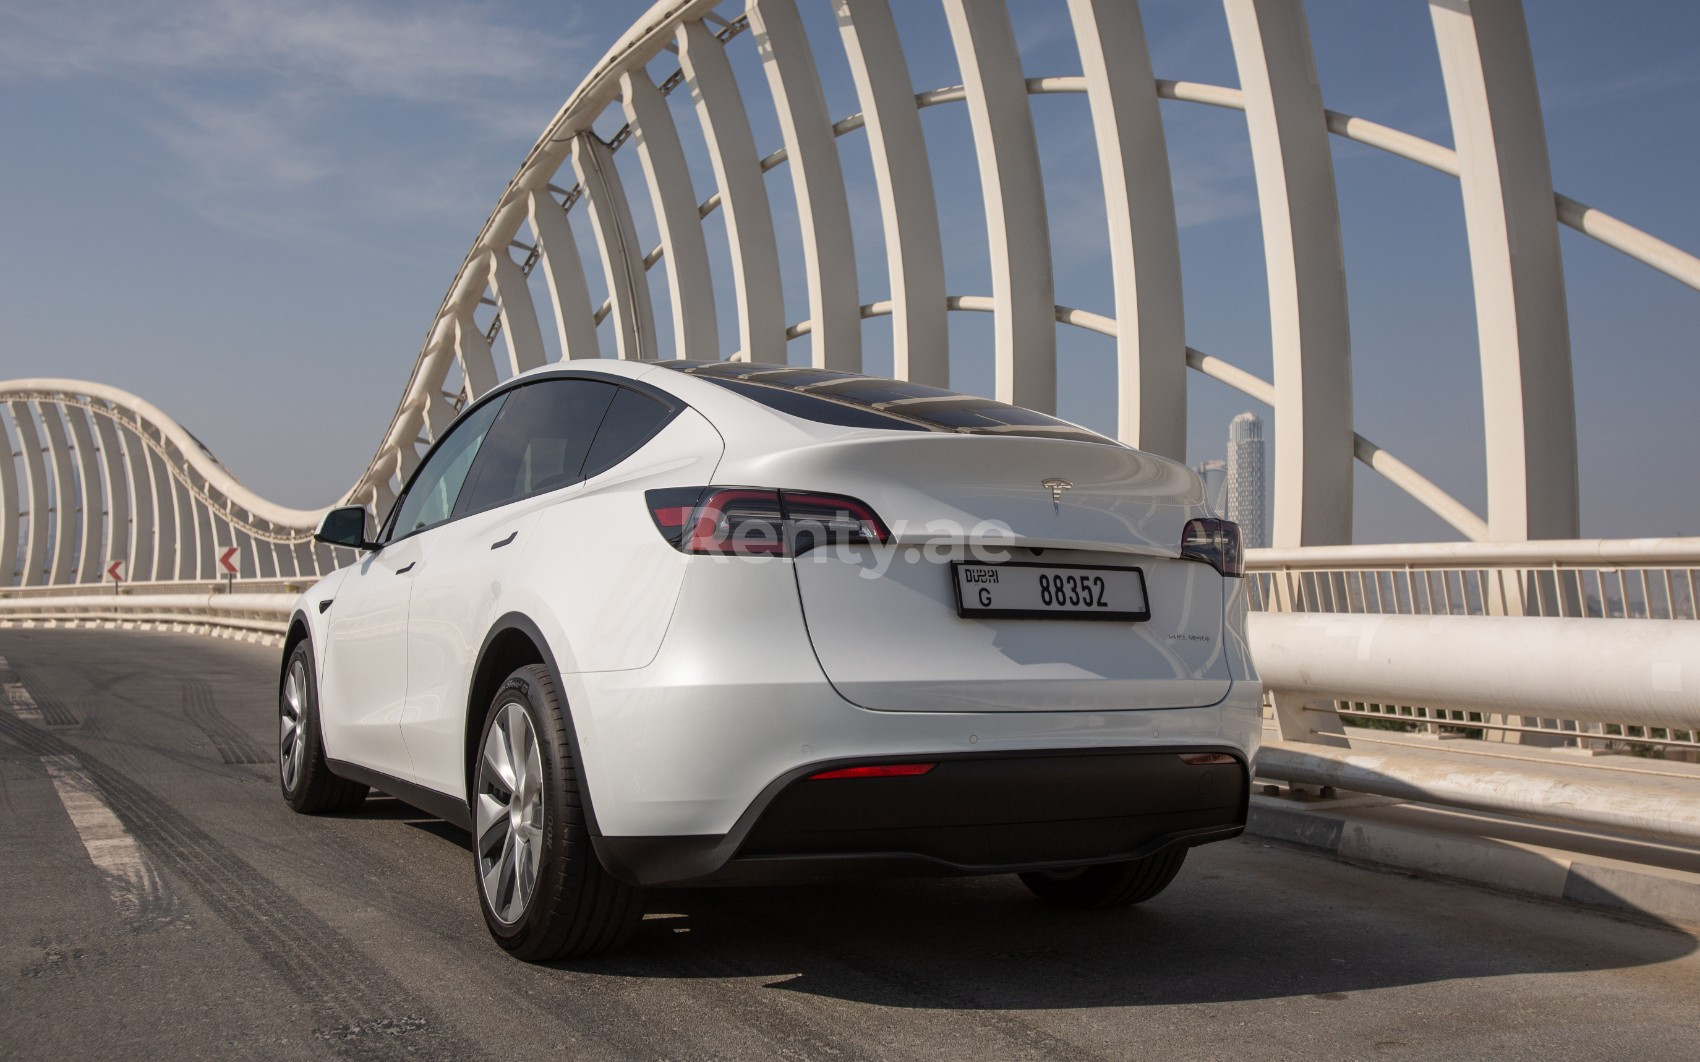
top-left (510, 408), bottom-right (723, 677)
top-left (403, 503), bottom-right (548, 797)
top-left (317, 537), bottom-right (426, 782)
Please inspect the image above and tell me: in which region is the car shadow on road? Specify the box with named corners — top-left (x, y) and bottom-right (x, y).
top-left (577, 841), bottom-right (1697, 1010)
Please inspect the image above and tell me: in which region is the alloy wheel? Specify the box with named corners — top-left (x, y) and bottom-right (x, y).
top-left (279, 658), bottom-right (308, 793)
top-left (477, 702), bottom-right (546, 925)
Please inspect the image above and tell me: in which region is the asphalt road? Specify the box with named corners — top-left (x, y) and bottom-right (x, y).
top-left (1, 627), bottom-right (1697, 1061)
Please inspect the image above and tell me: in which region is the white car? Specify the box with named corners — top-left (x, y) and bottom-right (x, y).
top-left (280, 359), bottom-right (1261, 960)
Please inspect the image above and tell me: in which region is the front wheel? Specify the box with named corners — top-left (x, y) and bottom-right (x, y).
top-left (1019, 847), bottom-right (1187, 910)
top-left (278, 641), bottom-right (368, 814)
top-left (473, 664), bottom-right (644, 961)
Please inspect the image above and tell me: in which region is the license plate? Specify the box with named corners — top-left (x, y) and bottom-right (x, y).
top-left (951, 562), bottom-right (1150, 621)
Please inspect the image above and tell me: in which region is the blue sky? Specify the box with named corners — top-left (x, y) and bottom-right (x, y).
top-left (1, 0), bottom-right (1696, 542)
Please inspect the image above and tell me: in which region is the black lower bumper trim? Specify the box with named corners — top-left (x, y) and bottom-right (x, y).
top-left (594, 746), bottom-right (1248, 887)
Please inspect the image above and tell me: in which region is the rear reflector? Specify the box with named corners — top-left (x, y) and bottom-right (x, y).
top-left (808, 763), bottom-right (936, 780)
top-left (1178, 753), bottom-right (1237, 765)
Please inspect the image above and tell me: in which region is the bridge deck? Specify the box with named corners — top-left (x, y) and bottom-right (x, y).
top-left (2, 628), bottom-right (1697, 1060)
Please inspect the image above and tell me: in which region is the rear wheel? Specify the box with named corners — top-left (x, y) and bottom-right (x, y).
top-left (278, 641), bottom-right (368, 814)
top-left (473, 664), bottom-right (644, 961)
top-left (1019, 847), bottom-right (1187, 910)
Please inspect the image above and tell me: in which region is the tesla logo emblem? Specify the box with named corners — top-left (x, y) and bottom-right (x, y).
top-left (1042, 477), bottom-right (1073, 513)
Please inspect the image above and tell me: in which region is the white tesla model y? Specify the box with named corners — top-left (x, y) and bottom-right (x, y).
top-left (279, 360), bottom-right (1261, 960)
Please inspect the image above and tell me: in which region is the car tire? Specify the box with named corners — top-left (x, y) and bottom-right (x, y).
top-left (1018, 847), bottom-right (1187, 910)
top-left (278, 640), bottom-right (369, 814)
top-left (473, 664), bottom-right (644, 961)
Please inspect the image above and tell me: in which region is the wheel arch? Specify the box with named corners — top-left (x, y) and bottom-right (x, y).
top-left (281, 612), bottom-right (312, 683)
top-left (466, 613), bottom-right (606, 840)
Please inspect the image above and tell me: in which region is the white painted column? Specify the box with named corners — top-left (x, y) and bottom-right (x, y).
top-left (526, 189), bottom-right (602, 360)
top-left (64, 405), bottom-right (103, 583)
top-left (163, 459), bottom-right (192, 580)
top-left (121, 423), bottom-right (157, 582)
top-left (1225, 0), bottom-right (1355, 546)
top-left (9, 402), bottom-right (50, 585)
top-left (185, 474), bottom-right (212, 580)
top-left (942, 0), bottom-right (1056, 412)
top-left (1430, 0), bottom-right (1578, 541)
top-left (454, 321), bottom-right (499, 401)
top-left (146, 447), bottom-right (177, 582)
top-left (423, 388), bottom-right (458, 443)
top-left (488, 249), bottom-right (547, 376)
top-left (678, 18), bottom-right (786, 363)
top-left (38, 403), bottom-right (78, 584)
top-left (572, 133), bottom-right (657, 360)
top-left (1068, 0), bottom-right (1187, 459)
top-left (750, 0), bottom-right (861, 371)
top-left (91, 411), bottom-right (130, 587)
top-left (0, 410), bottom-right (18, 585)
top-left (836, 0), bottom-right (948, 385)
top-left (620, 72), bottom-right (719, 358)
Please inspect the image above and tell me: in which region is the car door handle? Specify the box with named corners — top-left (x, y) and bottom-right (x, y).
top-left (490, 532), bottom-right (518, 550)
top-left (395, 561), bottom-right (416, 574)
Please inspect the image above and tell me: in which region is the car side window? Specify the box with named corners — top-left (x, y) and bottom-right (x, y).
top-left (454, 379), bottom-right (618, 516)
top-left (387, 395), bottom-right (505, 541)
top-left (581, 387), bottom-right (676, 480)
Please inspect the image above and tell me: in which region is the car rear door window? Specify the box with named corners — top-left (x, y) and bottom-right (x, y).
top-left (581, 387), bottom-right (677, 479)
top-left (455, 379), bottom-right (618, 515)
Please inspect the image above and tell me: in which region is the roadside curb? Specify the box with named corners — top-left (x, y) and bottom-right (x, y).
top-left (1247, 793), bottom-right (1700, 929)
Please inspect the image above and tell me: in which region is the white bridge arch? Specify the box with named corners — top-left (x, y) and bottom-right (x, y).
top-left (5, 0), bottom-right (1699, 588)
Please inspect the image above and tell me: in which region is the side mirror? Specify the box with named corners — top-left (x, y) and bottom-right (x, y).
top-left (315, 505), bottom-right (377, 551)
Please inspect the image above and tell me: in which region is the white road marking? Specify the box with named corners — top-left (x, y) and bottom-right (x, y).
top-left (4, 680), bottom-right (44, 723)
top-left (41, 754), bottom-right (177, 928)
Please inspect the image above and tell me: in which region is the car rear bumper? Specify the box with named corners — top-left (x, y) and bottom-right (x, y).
top-left (594, 746), bottom-right (1249, 887)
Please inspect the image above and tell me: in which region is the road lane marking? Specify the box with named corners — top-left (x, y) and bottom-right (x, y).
top-left (5, 680), bottom-right (45, 723)
top-left (41, 753), bottom-right (181, 930)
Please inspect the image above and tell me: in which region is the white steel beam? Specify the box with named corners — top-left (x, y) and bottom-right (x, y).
top-left (620, 71), bottom-right (720, 358)
top-left (63, 406), bottom-right (103, 583)
top-left (572, 133), bottom-right (657, 360)
top-left (0, 410), bottom-right (17, 585)
top-left (487, 250), bottom-right (548, 376)
top-left (123, 423), bottom-right (158, 582)
top-left (678, 18), bottom-right (786, 363)
top-left (1430, 0), bottom-right (1579, 541)
top-left (835, 0), bottom-right (948, 385)
top-left (1225, 0), bottom-right (1355, 546)
top-left (750, 0), bottom-right (861, 371)
top-left (942, 0), bottom-right (1056, 412)
top-left (1067, 0), bottom-right (1187, 459)
top-left (526, 189), bottom-right (602, 360)
top-left (38, 404), bottom-right (78, 584)
top-left (9, 403), bottom-right (49, 585)
top-left (453, 321), bottom-right (499, 401)
top-left (89, 409), bottom-right (131, 584)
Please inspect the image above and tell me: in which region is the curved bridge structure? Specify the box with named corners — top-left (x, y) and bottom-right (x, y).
top-left (6, 0), bottom-right (1700, 589)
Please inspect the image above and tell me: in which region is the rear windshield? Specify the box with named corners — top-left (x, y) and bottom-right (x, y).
top-left (660, 361), bottom-right (1118, 446)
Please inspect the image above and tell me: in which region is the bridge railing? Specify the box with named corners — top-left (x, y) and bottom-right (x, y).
top-left (1245, 538), bottom-right (1700, 755)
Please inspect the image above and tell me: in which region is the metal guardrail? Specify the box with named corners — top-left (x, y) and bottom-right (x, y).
top-left (0, 592), bottom-right (294, 643)
top-left (1246, 538), bottom-right (1700, 753)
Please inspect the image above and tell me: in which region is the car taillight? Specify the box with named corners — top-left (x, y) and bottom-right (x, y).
top-left (1180, 517), bottom-right (1243, 577)
top-left (645, 487), bottom-right (890, 556)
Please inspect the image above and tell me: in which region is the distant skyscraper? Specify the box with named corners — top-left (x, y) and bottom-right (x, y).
top-left (1225, 412), bottom-right (1267, 549)
top-left (1193, 459), bottom-right (1227, 514)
